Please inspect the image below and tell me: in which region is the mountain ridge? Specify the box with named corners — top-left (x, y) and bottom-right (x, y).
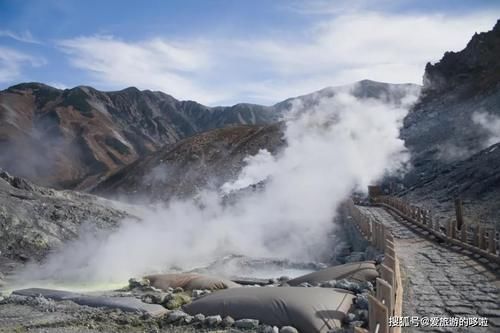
top-left (0, 80), bottom-right (417, 189)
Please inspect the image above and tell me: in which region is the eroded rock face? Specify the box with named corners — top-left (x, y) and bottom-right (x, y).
top-left (423, 19), bottom-right (500, 96)
top-left (396, 20), bottom-right (500, 225)
top-left (0, 169), bottom-right (131, 261)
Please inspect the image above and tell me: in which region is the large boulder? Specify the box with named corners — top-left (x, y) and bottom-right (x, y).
top-left (287, 261), bottom-right (378, 286)
top-left (183, 287), bottom-right (354, 333)
top-left (144, 273), bottom-right (240, 291)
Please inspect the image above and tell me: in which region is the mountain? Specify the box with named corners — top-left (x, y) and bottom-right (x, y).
top-left (0, 80), bottom-right (417, 191)
top-left (92, 124), bottom-right (285, 201)
top-left (399, 19), bottom-right (500, 224)
top-left (88, 80), bottom-right (417, 201)
top-left (0, 84), bottom-right (277, 189)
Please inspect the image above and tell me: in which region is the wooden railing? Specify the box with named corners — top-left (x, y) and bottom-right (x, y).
top-left (373, 196), bottom-right (500, 264)
top-left (345, 200), bottom-right (403, 333)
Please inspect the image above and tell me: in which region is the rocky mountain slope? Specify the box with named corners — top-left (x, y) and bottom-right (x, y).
top-left (0, 84), bottom-right (277, 190)
top-left (0, 80), bottom-right (416, 191)
top-left (399, 19), bottom-right (500, 225)
top-left (91, 124), bottom-right (285, 202)
top-left (0, 169), bottom-right (131, 263)
top-left (90, 80), bottom-right (418, 202)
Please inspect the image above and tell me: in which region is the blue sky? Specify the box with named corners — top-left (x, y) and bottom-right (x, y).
top-left (0, 0), bottom-right (499, 105)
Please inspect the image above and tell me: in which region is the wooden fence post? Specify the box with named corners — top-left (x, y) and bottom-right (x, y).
top-left (379, 225), bottom-right (386, 251)
top-left (376, 278), bottom-right (394, 316)
top-left (385, 242), bottom-right (395, 258)
top-left (479, 227), bottom-right (486, 250)
top-left (446, 220), bottom-right (452, 238)
top-left (369, 295), bottom-right (389, 333)
top-left (434, 218), bottom-right (441, 232)
top-left (488, 229), bottom-right (496, 254)
top-left (380, 264), bottom-right (395, 290)
top-left (473, 224), bottom-right (480, 246)
top-left (461, 222), bottom-right (467, 242)
top-left (454, 198), bottom-right (464, 230)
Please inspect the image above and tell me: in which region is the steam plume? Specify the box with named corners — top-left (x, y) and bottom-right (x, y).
top-left (16, 87), bottom-right (418, 286)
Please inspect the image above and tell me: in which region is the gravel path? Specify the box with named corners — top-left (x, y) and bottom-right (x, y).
top-left (358, 206), bottom-right (500, 333)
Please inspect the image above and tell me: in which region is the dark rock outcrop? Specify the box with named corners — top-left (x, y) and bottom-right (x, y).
top-left (398, 19), bottom-right (500, 225)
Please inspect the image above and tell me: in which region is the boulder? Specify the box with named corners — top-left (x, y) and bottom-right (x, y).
top-left (205, 315), bottom-right (222, 327)
top-left (235, 318), bottom-right (259, 329)
top-left (280, 327), bottom-right (299, 333)
top-left (164, 310), bottom-right (188, 323)
top-left (222, 315), bottom-right (235, 327)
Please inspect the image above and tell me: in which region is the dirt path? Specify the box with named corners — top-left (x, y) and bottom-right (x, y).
top-left (358, 206), bottom-right (500, 333)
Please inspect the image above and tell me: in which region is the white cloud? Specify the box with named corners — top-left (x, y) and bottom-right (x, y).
top-left (58, 35), bottom-right (222, 103)
top-left (57, 12), bottom-right (498, 105)
top-left (0, 46), bottom-right (45, 83)
top-left (0, 29), bottom-right (40, 44)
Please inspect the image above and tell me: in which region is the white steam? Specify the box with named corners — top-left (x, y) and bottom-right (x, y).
top-left (221, 149), bottom-right (277, 194)
top-left (17, 89), bottom-right (417, 286)
top-left (472, 111), bottom-right (500, 147)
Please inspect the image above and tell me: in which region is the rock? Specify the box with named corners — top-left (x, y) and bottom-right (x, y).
top-left (235, 318), bottom-right (259, 329)
top-left (349, 320), bottom-right (365, 328)
top-left (259, 325), bottom-right (279, 333)
top-left (355, 294), bottom-right (369, 310)
top-left (164, 293), bottom-right (191, 309)
top-left (222, 315), bottom-right (235, 327)
top-left (191, 289), bottom-right (204, 298)
top-left (334, 279), bottom-right (360, 293)
top-left (129, 278), bottom-right (150, 289)
top-left (278, 276), bottom-right (290, 282)
top-left (343, 312), bottom-right (356, 323)
top-left (205, 315), bottom-right (222, 327)
top-left (319, 280), bottom-right (336, 288)
top-left (299, 282), bottom-right (313, 288)
top-left (280, 326), bottom-right (299, 333)
top-left (344, 251), bottom-right (365, 263)
top-left (182, 315), bottom-right (193, 324)
top-left (359, 281), bottom-right (374, 293)
top-left (193, 313), bottom-right (205, 322)
top-left (173, 287), bottom-right (184, 293)
top-left (142, 296), bottom-right (153, 304)
top-left (164, 310), bottom-right (188, 323)
top-left (157, 292), bottom-right (170, 304)
top-left (354, 309), bottom-right (369, 322)
top-left (375, 254), bottom-right (385, 265)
